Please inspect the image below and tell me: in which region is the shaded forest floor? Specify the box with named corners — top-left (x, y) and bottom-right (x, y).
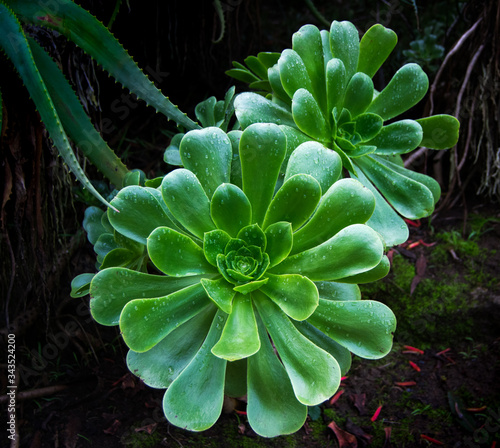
top-left (7, 204), bottom-right (500, 448)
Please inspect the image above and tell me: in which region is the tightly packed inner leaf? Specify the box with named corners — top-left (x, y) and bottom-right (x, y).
top-left (88, 123), bottom-right (397, 437)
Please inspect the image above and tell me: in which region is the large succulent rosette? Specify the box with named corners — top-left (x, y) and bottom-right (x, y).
top-left (89, 123), bottom-right (396, 437)
top-left (230, 21), bottom-right (460, 246)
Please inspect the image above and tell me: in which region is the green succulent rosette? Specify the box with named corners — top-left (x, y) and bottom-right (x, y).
top-left (89, 123), bottom-right (396, 437)
top-left (231, 21), bottom-right (460, 246)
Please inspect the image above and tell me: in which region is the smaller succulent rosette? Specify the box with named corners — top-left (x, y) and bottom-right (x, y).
top-left (231, 20), bottom-right (460, 246)
top-left (89, 123), bottom-right (396, 437)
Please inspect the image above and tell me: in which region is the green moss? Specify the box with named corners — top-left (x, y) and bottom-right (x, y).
top-left (121, 424), bottom-right (163, 448)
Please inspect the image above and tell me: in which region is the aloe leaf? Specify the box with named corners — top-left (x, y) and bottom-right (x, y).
top-left (350, 165), bottom-right (409, 247)
top-left (355, 155), bottom-right (436, 219)
top-left (263, 174), bottom-right (321, 230)
top-left (260, 273), bottom-right (319, 321)
top-left (211, 184), bottom-right (252, 237)
top-left (126, 309), bottom-right (215, 388)
top-left (315, 281), bottom-right (361, 301)
top-left (148, 227), bottom-right (216, 276)
top-left (120, 283), bottom-right (212, 352)
top-left (200, 277), bottom-right (236, 314)
top-left (272, 224), bottom-right (384, 281)
top-left (10, 0), bottom-right (200, 131)
top-left (357, 24), bottom-right (398, 78)
top-left (89, 268), bottom-right (206, 326)
top-left (163, 310), bottom-right (227, 432)
top-left (161, 169), bottom-right (215, 239)
top-left (308, 299), bottom-right (396, 359)
top-left (27, 36), bottom-right (129, 187)
top-left (330, 20), bottom-right (360, 81)
top-left (240, 124), bottom-right (287, 225)
top-left (292, 24), bottom-right (327, 114)
top-left (343, 72), bottom-right (374, 118)
top-left (108, 186), bottom-right (177, 245)
top-left (367, 63), bottom-right (429, 121)
top-left (416, 115), bottom-right (460, 149)
top-left (234, 92), bottom-right (295, 129)
top-left (247, 315), bottom-right (307, 437)
top-left (254, 292), bottom-right (340, 405)
top-left (0, 4), bottom-right (114, 209)
top-left (291, 178), bottom-right (375, 255)
top-left (264, 222), bottom-right (293, 268)
top-left (326, 58), bottom-right (347, 113)
top-left (179, 128), bottom-right (232, 198)
top-left (368, 119), bottom-right (423, 155)
top-left (291, 88), bottom-right (330, 141)
top-left (212, 294), bottom-right (260, 361)
top-left (284, 141), bottom-right (342, 193)
top-left (293, 320), bottom-right (352, 376)
top-left (277, 49), bottom-right (313, 99)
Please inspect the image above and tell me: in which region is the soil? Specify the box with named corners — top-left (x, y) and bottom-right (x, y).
top-left (5, 204), bottom-right (499, 448)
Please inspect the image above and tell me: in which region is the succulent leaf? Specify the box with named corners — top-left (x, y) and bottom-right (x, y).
top-left (126, 309), bottom-right (215, 388)
top-left (367, 63), bottom-right (429, 121)
top-left (263, 174), bottom-right (322, 230)
top-left (357, 24), bottom-right (398, 78)
top-left (162, 310), bottom-right (227, 432)
top-left (284, 141), bottom-right (342, 193)
top-left (416, 115), bottom-right (460, 149)
top-left (308, 299), bottom-right (397, 359)
top-left (240, 123), bottom-right (287, 225)
top-left (211, 294), bottom-right (260, 361)
top-left (179, 128), bottom-right (232, 198)
top-left (120, 283), bottom-right (213, 352)
top-left (254, 291), bottom-right (341, 405)
top-left (247, 317), bottom-right (307, 437)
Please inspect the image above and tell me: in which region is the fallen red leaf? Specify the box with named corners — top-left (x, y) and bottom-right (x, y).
top-left (404, 218), bottom-right (421, 227)
top-left (418, 239), bottom-right (437, 247)
top-left (409, 361), bottom-right (421, 372)
top-left (371, 405), bottom-right (383, 422)
top-left (403, 345), bottom-right (424, 354)
top-left (466, 406), bottom-right (487, 412)
top-left (420, 434), bottom-right (444, 445)
top-left (330, 389), bottom-right (345, 405)
top-left (394, 381), bottom-right (417, 387)
top-left (328, 420), bottom-right (358, 448)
